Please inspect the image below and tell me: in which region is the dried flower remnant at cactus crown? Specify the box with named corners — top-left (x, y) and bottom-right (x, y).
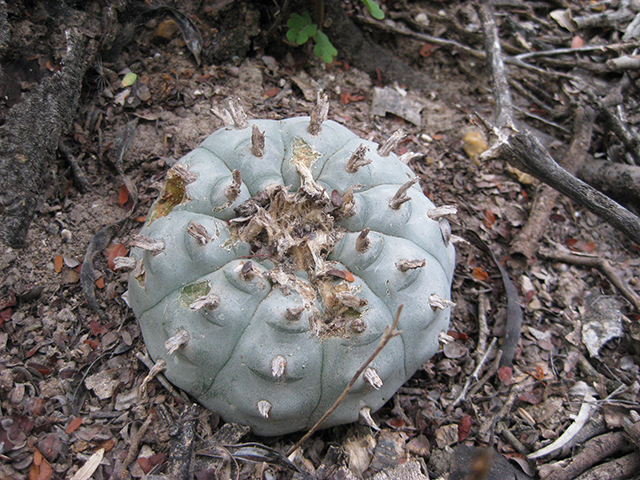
top-left (124, 95), bottom-right (456, 436)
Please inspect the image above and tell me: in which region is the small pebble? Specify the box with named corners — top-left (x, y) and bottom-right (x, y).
top-left (61, 229), bottom-right (72, 242)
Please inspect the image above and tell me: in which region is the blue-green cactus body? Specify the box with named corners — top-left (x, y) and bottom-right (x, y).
top-left (127, 115), bottom-right (455, 436)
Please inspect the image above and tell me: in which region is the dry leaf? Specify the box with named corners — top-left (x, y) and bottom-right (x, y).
top-left (66, 417), bottom-right (83, 434)
top-left (571, 35), bottom-right (584, 48)
top-left (54, 255), bottom-right (63, 273)
top-left (458, 415), bottom-right (473, 442)
top-left (118, 184), bottom-right (129, 207)
top-left (69, 448), bottom-right (104, 480)
top-left (472, 267), bottom-right (489, 281)
top-left (104, 243), bottom-right (129, 270)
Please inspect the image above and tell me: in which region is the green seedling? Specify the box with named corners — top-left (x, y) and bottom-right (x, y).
top-left (286, 1), bottom-right (384, 63)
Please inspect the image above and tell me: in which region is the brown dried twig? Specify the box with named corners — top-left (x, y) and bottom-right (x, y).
top-left (538, 247), bottom-right (640, 312)
top-left (286, 305), bottom-right (404, 456)
top-left (113, 414), bottom-right (154, 480)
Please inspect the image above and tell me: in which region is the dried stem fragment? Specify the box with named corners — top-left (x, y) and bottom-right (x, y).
top-left (345, 144), bottom-right (371, 173)
top-left (228, 98), bottom-right (248, 129)
top-left (539, 247), bottom-right (640, 312)
top-left (165, 329), bottom-right (190, 355)
top-left (356, 228), bottom-right (371, 252)
top-left (389, 178), bottom-right (418, 210)
top-left (399, 151), bottom-right (422, 165)
top-left (189, 292), bottom-right (220, 311)
top-left (285, 305), bottom-right (305, 321)
top-left (358, 407), bottom-right (380, 430)
top-left (136, 351), bottom-right (185, 400)
top-left (113, 256), bottom-right (136, 272)
top-left (131, 234), bottom-right (165, 255)
top-left (139, 358), bottom-right (167, 401)
top-left (251, 125), bottom-right (265, 157)
top-left (308, 93), bottom-right (329, 136)
top-left (363, 367), bottom-right (383, 389)
top-left (439, 219), bottom-right (452, 247)
top-left (171, 164), bottom-right (197, 185)
top-left (187, 221), bottom-right (212, 246)
top-left (396, 259), bottom-right (426, 272)
top-left (271, 355), bottom-right (287, 378)
top-left (225, 169), bottom-right (242, 202)
top-left (257, 400), bottom-right (272, 418)
top-left (429, 294), bottom-right (456, 310)
top-left (336, 291), bottom-right (368, 309)
top-left (428, 205), bottom-right (458, 221)
top-left (377, 129), bottom-right (405, 157)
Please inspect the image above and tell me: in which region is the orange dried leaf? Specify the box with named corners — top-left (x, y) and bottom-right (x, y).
top-left (343, 270), bottom-right (355, 282)
top-left (577, 241), bottom-right (597, 253)
top-left (483, 209), bottom-right (496, 227)
top-left (571, 35), bottom-right (584, 48)
top-left (498, 366), bottom-right (512, 384)
top-left (30, 449), bottom-right (52, 480)
top-left (419, 43), bottom-right (438, 57)
top-left (54, 255), bottom-right (63, 273)
top-left (528, 365), bottom-right (545, 381)
top-left (472, 267), bottom-right (489, 282)
top-left (458, 414), bottom-right (472, 442)
top-left (118, 184), bottom-right (129, 207)
top-left (66, 417), bottom-right (83, 434)
top-left (104, 243), bottom-right (128, 270)
top-left (95, 277), bottom-right (105, 289)
top-left (263, 87), bottom-right (280, 99)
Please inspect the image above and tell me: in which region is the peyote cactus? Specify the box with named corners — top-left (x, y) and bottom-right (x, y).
top-left (126, 97), bottom-right (456, 436)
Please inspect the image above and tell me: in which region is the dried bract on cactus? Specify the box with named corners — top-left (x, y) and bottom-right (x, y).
top-left (126, 99), bottom-right (455, 436)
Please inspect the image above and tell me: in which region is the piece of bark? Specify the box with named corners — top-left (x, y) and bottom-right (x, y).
top-left (168, 403), bottom-right (199, 480)
top-left (323, 0), bottom-right (437, 92)
top-left (0, 28), bottom-right (90, 248)
top-left (579, 159), bottom-right (640, 210)
top-left (511, 106), bottom-right (596, 258)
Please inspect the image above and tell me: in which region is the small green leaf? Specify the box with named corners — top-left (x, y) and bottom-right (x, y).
top-left (286, 12), bottom-right (316, 45)
top-left (298, 24), bottom-right (318, 45)
top-left (313, 31), bottom-right (338, 64)
top-left (362, 0), bottom-right (384, 20)
top-left (121, 72), bottom-right (137, 87)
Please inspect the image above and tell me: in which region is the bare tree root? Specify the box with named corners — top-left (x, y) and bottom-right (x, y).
top-left (0, 29), bottom-right (91, 248)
